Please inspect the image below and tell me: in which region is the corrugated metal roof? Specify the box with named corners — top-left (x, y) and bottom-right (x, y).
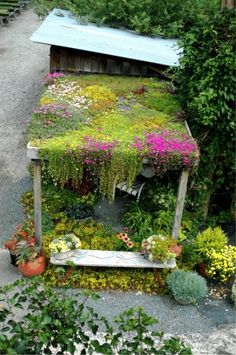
top-left (31, 8), bottom-right (180, 67)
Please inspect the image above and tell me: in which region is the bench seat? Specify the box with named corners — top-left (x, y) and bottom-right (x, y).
top-left (50, 249), bottom-right (176, 269)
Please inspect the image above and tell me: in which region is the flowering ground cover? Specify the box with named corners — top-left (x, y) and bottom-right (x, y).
top-left (28, 73), bottom-right (199, 200)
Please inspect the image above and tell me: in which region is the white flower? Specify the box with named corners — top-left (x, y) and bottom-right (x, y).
top-left (148, 254), bottom-right (154, 262)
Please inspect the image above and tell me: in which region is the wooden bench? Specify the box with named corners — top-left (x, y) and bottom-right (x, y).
top-left (50, 249), bottom-right (176, 269)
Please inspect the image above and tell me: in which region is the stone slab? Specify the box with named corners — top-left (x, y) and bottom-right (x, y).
top-left (27, 142), bottom-right (39, 160)
top-left (50, 249), bottom-right (176, 268)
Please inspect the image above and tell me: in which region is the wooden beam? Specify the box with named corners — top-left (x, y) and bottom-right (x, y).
top-left (221, 0), bottom-right (235, 10)
top-left (172, 170), bottom-right (190, 239)
top-left (33, 160), bottom-right (42, 247)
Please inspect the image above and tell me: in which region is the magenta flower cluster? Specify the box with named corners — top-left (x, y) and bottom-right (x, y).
top-left (43, 72), bottom-right (64, 85)
top-left (79, 136), bottom-right (117, 166)
top-left (34, 104), bottom-right (73, 127)
top-left (133, 130), bottom-right (199, 173)
top-left (44, 72), bottom-right (64, 80)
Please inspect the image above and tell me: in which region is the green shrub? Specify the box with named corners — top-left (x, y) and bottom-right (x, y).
top-left (174, 9), bottom-right (235, 219)
top-left (167, 270), bottom-right (208, 304)
top-left (194, 227), bottom-right (228, 260)
top-left (42, 220), bottom-right (135, 257)
top-left (65, 203), bottom-right (94, 221)
top-left (31, 0), bottom-right (220, 38)
top-left (0, 277), bottom-right (192, 354)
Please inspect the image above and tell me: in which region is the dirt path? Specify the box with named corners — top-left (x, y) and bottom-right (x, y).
top-left (0, 9), bottom-right (49, 246)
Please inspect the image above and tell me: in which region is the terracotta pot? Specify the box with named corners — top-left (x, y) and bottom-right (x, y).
top-left (197, 262), bottom-right (210, 278)
top-left (18, 255), bottom-right (46, 277)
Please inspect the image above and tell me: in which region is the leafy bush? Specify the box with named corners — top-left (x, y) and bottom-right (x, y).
top-left (167, 270), bottom-right (208, 304)
top-left (0, 277), bottom-right (192, 354)
top-left (194, 227), bottom-right (228, 260)
top-left (65, 203), bottom-right (94, 221)
top-left (31, 0), bottom-right (220, 38)
top-left (42, 220), bottom-right (136, 258)
top-left (140, 180), bottom-right (177, 213)
top-left (174, 9), bottom-right (235, 219)
top-left (177, 240), bottom-right (200, 270)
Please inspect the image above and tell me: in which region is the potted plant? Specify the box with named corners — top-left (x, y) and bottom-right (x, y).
top-left (166, 270), bottom-right (208, 305)
top-left (4, 220), bottom-right (36, 266)
top-left (194, 227), bottom-right (228, 277)
top-left (49, 233), bottom-right (82, 260)
top-left (141, 234), bottom-right (182, 262)
top-left (16, 242), bottom-right (46, 277)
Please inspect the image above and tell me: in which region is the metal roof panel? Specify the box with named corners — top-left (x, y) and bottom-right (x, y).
top-left (31, 8), bottom-right (180, 67)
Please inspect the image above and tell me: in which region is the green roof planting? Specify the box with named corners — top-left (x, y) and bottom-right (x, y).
top-left (28, 74), bottom-right (199, 200)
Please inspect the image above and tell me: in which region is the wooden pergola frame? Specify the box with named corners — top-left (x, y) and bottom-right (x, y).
top-left (27, 145), bottom-right (191, 247)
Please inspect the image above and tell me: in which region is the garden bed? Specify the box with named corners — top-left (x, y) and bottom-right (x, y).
top-left (28, 74), bottom-right (199, 201)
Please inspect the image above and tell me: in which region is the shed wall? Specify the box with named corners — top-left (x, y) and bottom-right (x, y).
top-left (50, 46), bottom-right (167, 78)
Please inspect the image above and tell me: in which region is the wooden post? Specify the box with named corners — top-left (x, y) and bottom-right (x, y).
top-left (172, 170), bottom-right (190, 239)
top-left (221, 0), bottom-right (235, 10)
top-left (33, 160), bottom-right (42, 247)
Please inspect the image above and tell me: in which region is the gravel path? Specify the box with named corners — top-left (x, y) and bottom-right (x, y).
top-left (0, 9), bottom-right (235, 355)
top-left (0, 9), bottom-right (49, 246)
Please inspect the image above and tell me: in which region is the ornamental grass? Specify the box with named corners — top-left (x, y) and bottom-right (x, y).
top-left (28, 74), bottom-right (199, 200)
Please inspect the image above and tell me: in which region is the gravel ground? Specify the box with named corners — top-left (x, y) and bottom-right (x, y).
top-left (0, 8), bottom-right (49, 246)
top-left (0, 9), bottom-right (235, 355)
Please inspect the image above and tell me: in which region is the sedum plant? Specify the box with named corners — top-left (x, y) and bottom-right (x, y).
top-left (167, 270), bottom-right (208, 304)
top-left (29, 75), bottom-right (199, 201)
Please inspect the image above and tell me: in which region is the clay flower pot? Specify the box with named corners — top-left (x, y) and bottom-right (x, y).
top-left (197, 262), bottom-right (210, 278)
top-left (18, 255), bottom-right (46, 277)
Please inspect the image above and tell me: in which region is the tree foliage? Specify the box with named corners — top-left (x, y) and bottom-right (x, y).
top-left (174, 9), bottom-right (236, 219)
top-left (32, 0), bottom-right (220, 38)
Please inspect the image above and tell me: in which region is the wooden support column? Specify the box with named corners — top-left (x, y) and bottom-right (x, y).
top-left (33, 159), bottom-right (42, 247)
top-left (172, 170), bottom-right (190, 239)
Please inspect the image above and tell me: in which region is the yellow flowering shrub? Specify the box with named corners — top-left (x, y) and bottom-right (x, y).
top-left (206, 245), bottom-right (236, 282)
